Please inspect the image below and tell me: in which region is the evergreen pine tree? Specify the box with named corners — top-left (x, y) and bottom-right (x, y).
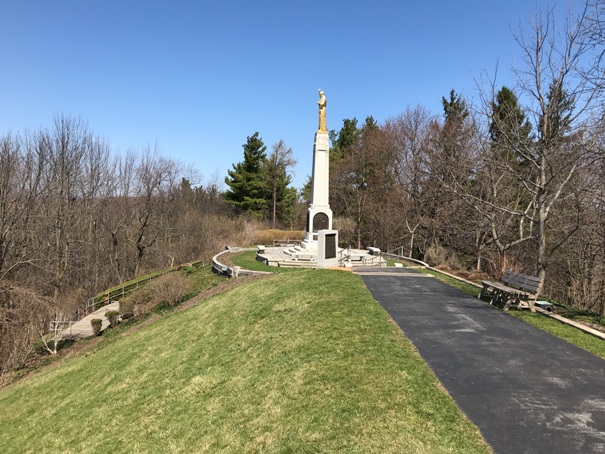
top-left (224, 132), bottom-right (268, 216)
top-left (490, 86), bottom-right (533, 166)
top-left (329, 118), bottom-right (359, 163)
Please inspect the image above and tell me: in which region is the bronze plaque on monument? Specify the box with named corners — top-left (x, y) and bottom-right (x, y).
top-left (325, 233), bottom-right (336, 259)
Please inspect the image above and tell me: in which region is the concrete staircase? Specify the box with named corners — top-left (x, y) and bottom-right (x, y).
top-left (61, 302), bottom-right (119, 339)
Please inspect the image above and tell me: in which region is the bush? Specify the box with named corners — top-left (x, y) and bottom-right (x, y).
top-left (424, 244), bottom-right (461, 270)
top-left (119, 286), bottom-right (154, 319)
top-left (151, 272), bottom-right (191, 307)
top-left (119, 298), bottom-right (134, 319)
top-left (253, 229), bottom-right (305, 246)
top-left (105, 310), bottom-right (119, 328)
top-left (91, 319), bottom-right (103, 336)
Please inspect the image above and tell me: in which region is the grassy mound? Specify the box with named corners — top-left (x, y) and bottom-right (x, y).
top-left (0, 270), bottom-right (488, 453)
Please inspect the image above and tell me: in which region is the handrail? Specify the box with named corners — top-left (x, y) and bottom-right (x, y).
top-left (58, 260), bottom-right (206, 328)
top-left (362, 255), bottom-right (387, 267)
top-left (338, 246), bottom-right (351, 267)
top-left (381, 249), bottom-right (429, 268)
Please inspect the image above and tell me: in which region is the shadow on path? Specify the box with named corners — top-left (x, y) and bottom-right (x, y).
top-left (358, 268), bottom-right (605, 454)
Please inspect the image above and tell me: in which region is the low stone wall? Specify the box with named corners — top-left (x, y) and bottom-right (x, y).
top-left (212, 248), bottom-right (273, 278)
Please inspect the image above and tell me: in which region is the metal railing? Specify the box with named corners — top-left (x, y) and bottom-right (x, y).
top-left (55, 261), bottom-right (206, 330)
top-left (337, 246), bottom-right (387, 267)
top-left (382, 247), bottom-right (429, 268)
top-left (338, 246), bottom-right (352, 267)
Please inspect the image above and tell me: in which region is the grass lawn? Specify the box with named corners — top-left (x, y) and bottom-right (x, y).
top-left (231, 249), bottom-right (303, 274)
top-left (0, 270), bottom-right (488, 453)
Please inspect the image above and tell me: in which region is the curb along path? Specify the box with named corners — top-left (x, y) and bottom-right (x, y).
top-left (357, 267), bottom-right (605, 454)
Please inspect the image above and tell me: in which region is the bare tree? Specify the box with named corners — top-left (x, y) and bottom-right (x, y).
top-left (388, 106), bottom-right (435, 257)
top-left (508, 3), bottom-right (605, 295)
top-left (128, 147), bottom-right (181, 276)
top-left (265, 140), bottom-right (296, 229)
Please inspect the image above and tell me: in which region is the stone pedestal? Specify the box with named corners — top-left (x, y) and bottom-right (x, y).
top-left (301, 131), bottom-right (333, 251)
top-left (316, 230), bottom-right (339, 269)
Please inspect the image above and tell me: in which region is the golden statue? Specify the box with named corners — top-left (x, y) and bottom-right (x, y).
top-left (318, 89), bottom-right (327, 132)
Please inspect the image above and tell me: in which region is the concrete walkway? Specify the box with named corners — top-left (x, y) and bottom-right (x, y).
top-left (61, 302), bottom-right (119, 338)
top-left (357, 267), bottom-right (605, 454)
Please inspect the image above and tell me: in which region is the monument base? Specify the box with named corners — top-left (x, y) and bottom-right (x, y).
top-left (316, 230), bottom-right (339, 269)
top-left (299, 238), bottom-right (317, 251)
top-left (302, 206), bottom-right (333, 251)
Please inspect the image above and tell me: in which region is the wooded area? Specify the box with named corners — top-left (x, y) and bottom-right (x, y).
top-left (328, 3), bottom-right (605, 314)
top-left (0, 115), bottom-right (256, 376)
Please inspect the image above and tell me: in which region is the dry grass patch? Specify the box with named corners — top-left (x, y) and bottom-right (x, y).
top-left (253, 228), bottom-right (304, 245)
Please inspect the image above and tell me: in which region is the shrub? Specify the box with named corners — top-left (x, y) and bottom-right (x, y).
top-left (105, 310), bottom-right (119, 328)
top-left (91, 319), bottom-right (103, 336)
top-left (151, 272), bottom-right (191, 307)
top-left (119, 286), bottom-right (154, 319)
top-left (119, 298), bottom-right (134, 319)
top-left (253, 229), bottom-right (305, 246)
top-left (424, 244), bottom-right (461, 270)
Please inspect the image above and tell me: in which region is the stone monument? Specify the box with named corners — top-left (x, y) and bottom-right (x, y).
top-left (301, 90), bottom-right (337, 266)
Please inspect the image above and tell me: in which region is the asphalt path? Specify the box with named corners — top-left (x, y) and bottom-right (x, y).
top-left (357, 268), bottom-right (605, 454)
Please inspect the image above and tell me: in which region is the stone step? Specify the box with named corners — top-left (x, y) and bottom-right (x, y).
top-left (61, 302), bottom-right (119, 339)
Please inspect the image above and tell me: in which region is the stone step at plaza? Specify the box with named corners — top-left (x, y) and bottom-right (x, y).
top-left (258, 246), bottom-right (386, 269)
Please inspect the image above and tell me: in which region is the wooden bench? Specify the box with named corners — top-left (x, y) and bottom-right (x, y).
top-left (480, 270), bottom-right (540, 312)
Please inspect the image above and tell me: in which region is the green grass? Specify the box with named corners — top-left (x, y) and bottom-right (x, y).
top-left (12, 266), bottom-right (226, 381)
top-left (509, 311), bottom-right (605, 360)
top-left (183, 263), bottom-right (227, 294)
top-left (232, 250), bottom-right (304, 273)
top-left (0, 270), bottom-right (488, 453)
top-left (548, 304), bottom-right (605, 329)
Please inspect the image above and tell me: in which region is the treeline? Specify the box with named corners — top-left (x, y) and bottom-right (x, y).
top-left (0, 116), bottom-right (252, 376)
top-left (328, 3), bottom-right (605, 314)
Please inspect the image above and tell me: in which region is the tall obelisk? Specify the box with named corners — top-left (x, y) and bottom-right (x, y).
top-left (301, 89), bottom-right (333, 250)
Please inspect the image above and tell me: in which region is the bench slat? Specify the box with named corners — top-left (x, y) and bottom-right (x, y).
top-left (481, 269), bottom-right (541, 311)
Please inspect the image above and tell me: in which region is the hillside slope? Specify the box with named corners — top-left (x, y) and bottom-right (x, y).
top-left (0, 270), bottom-right (488, 453)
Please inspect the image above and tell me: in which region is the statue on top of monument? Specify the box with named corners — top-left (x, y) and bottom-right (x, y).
top-left (318, 89), bottom-right (327, 132)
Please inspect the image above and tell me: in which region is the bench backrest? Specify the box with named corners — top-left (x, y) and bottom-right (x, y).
top-left (502, 270), bottom-right (540, 294)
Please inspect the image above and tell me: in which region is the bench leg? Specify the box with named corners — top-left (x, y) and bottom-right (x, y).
top-left (503, 298), bottom-right (513, 311)
top-left (489, 289), bottom-right (499, 305)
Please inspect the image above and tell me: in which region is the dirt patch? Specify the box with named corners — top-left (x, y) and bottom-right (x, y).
top-left (217, 253), bottom-right (236, 267)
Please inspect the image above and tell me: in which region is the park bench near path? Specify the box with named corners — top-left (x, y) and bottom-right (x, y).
top-left (480, 270), bottom-right (540, 312)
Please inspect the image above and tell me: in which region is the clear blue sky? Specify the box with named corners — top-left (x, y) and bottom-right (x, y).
top-left (1, 1), bottom-right (572, 189)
